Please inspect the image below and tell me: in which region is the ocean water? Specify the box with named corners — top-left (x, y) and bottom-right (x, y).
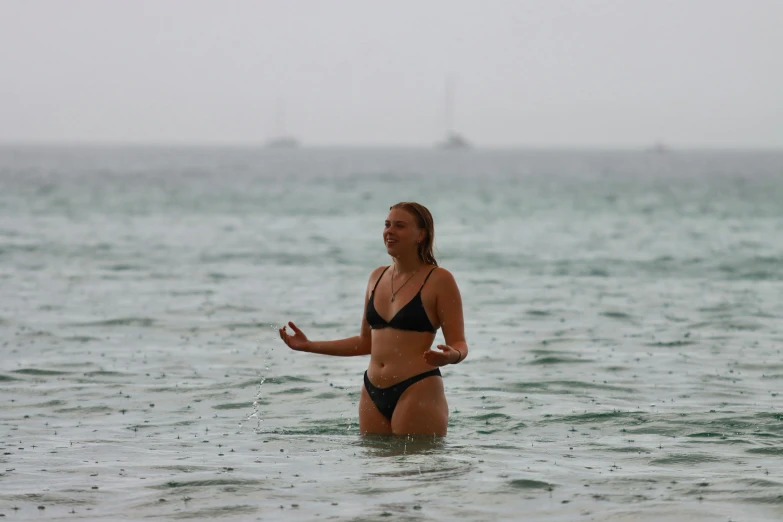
top-left (1, 145), bottom-right (782, 521)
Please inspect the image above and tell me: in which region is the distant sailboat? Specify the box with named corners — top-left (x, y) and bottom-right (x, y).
top-left (436, 77), bottom-right (471, 150)
top-left (646, 141), bottom-right (671, 154)
top-left (438, 132), bottom-right (471, 150)
top-left (265, 99), bottom-right (300, 149)
top-left (265, 136), bottom-right (300, 149)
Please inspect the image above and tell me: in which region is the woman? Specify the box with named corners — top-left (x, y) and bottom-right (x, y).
top-left (279, 202), bottom-right (468, 436)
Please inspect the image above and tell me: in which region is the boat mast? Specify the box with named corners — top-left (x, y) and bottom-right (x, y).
top-left (275, 98), bottom-right (286, 138)
top-left (444, 76), bottom-right (455, 137)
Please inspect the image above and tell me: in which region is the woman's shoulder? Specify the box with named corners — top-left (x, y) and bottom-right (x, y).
top-left (367, 265), bottom-right (390, 281)
top-left (428, 265), bottom-right (458, 286)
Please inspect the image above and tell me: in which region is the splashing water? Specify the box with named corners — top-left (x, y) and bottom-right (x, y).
top-left (245, 377), bottom-right (266, 432)
top-left (238, 339), bottom-right (272, 433)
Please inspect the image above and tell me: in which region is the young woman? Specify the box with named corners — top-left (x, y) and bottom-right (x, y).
top-left (279, 202), bottom-right (468, 436)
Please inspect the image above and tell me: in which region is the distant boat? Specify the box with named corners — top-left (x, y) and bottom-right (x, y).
top-left (646, 142), bottom-right (670, 154)
top-left (265, 99), bottom-right (300, 149)
top-left (437, 132), bottom-right (471, 150)
top-left (435, 77), bottom-right (472, 150)
top-left (265, 136), bottom-right (300, 149)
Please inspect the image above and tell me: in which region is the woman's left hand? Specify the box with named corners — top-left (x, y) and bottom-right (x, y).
top-left (424, 344), bottom-right (460, 367)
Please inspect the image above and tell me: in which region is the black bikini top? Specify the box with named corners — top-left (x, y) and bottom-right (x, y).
top-left (365, 266), bottom-right (438, 333)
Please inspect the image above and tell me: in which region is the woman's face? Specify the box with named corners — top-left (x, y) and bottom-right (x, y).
top-left (384, 208), bottom-right (423, 256)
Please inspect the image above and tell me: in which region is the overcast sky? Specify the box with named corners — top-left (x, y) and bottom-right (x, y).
top-left (1, 0), bottom-right (781, 148)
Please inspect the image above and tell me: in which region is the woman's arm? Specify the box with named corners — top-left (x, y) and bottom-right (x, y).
top-left (279, 268), bottom-right (380, 357)
top-left (424, 268), bottom-right (468, 366)
top-left (301, 335), bottom-right (370, 356)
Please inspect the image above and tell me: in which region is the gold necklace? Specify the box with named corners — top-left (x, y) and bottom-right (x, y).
top-left (390, 266), bottom-right (418, 302)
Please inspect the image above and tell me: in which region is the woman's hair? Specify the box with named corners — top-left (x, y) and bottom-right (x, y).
top-left (390, 202), bottom-right (437, 266)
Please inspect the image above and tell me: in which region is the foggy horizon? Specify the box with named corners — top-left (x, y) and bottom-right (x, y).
top-left (1, 0), bottom-right (781, 149)
top-left (3, 141), bottom-right (783, 152)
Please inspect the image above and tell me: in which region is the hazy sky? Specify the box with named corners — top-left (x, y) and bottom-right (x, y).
top-left (1, 0), bottom-right (781, 147)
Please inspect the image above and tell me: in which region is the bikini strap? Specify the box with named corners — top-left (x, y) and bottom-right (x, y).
top-left (372, 266), bottom-right (391, 292)
top-left (418, 267), bottom-right (438, 291)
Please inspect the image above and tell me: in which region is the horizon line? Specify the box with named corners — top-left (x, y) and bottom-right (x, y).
top-left (1, 140), bottom-right (782, 152)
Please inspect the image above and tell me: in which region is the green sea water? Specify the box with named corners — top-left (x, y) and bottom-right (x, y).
top-left (1, 146), bottom-right (782, 520)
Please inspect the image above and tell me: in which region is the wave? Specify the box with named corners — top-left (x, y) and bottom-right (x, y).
top-left (67, 317), bottom-right (156, 327)
top-left (507, 479), bottom-right (554, 490)
top-left (13, 368), bottom-right (70, 375)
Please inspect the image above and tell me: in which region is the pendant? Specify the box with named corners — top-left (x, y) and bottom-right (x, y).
top-left (391, 295), bottom-right (395, 302)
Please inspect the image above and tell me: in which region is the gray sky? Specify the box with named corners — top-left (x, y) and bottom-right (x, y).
top-left (1, 0), bottom-right (781, 148)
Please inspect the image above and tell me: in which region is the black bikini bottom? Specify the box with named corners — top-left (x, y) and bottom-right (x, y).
top-left (363, 368), bottom-right (442, 420)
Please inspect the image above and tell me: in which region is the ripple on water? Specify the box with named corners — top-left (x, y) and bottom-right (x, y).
top-left (354, 435), bottom-right (446, 457)
top-left (153, 478), bottom-right (267, 490)
top-left (745, 447), bottom-right (783, 456)
top-left (529, 356), bottom-right (594, 365)
top-left (550, 411), bottom-right (647, 425)
top-left (18, 399), bottom-right (68, 408)
top-left (237, 375), bottom-right (314, 388)
top-left (265, 426), bottom-right (358, 436)
top-left (686, 432), bottom-right (727, 438)
top-left (270, 387), bottom-right (312, 395)
top-left (102, 263), bottom-right (145, 271)
top-left (740, 478), bottom-right (783, 488)
top-left (67, 317), bottom-right (157, 327)
top-left (741, 494), bottom-right (783, 505)
top-left (12, 368), bottom-right (71, 376)
top-left (600, 311), bottom-right (636, 321)
top-left (212, 402), bottom-right (256, 410)
top-left (54, 406), bottom-right (113, 414)
top-left (222, 321), bottom-right (276, 330)
top-left (646, 340), bottom-right (696, 347)
top-left (313, 391), bottom-right (342, 399)
top-left (82, 370), bottom-right (135, 377)
top-left (507, 479), bottom-right (554, 490)
top-left (603, 446), bottom-right (652, 454)
top-left (167, 505), bottom-right (258, 519)
top-left (509, 380), bottom-right (634, 394)
top-left (468, 412), bottom-right (512, 422)
top-left (368, 465), bottom-right (472, 481)
top-left (1, 492), bottom-right (96, 506)
top-left (649, 453), bottom-right (723, 465)
top-left (64, 336), bottom-right (101, 343)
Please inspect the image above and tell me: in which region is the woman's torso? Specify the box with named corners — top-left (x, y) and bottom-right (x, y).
top-left (365, 265), bottom-right (441, 386)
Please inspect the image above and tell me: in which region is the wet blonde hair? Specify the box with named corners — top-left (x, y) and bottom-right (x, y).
top-left (389, 202), bottom-right (437, 266)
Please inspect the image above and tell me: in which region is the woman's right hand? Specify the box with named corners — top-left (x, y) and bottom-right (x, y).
top-left (279, 321), bottom-right (311, 352)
